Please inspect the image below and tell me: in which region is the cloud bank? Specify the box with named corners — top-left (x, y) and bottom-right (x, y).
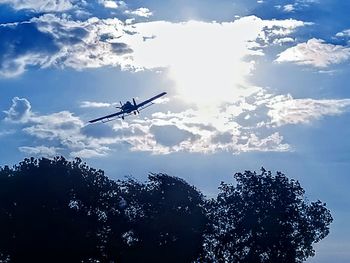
top-left (0, 0), bottom-right (74, 12)
top-left (276, 38), bottom-right (350, 68)
top-left (5, 92), bottom-right (350, 158)
top-left (2, 96), bottom-right (294, 157)
top-left (2, 10), bottom-right (350, 158)
top-left (0, 14), bottom-right (307, 107)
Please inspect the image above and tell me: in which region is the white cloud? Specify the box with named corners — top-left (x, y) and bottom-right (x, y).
top-left (24, 111), bottom-right (84, 141)
top-left (0, 130), bottom-right (15, 137)
top-left (261, 19), bottom-right (311, 39)
top-left (221, 90), bottom-right (350, 129)
top-left (97, 0), bottom-right (126, 9)
top-left (276, 0), bottom-right (319, 12)
top-left (1, 15), bottom-right (307, 111)
top-left (244, 132), bottom-right (290, 152)
top-left (273, 37), bottom-right (295, 45)
top-left (115, 108), bottom-right (291, 154)
top-left (15, 92), bottom-right (350, 156)
top-left (283, 4), bottom-right (295, 12)
top-left (0, 0), bottom-right (74, 12)
top-left (125, 7), bottom-right (153, 18)
top-left (99, 0), bottom-right (119, 9)
top-left (0, 53), bottom-right (51, 78)
top-left (231, 90), bottom-right (350, 127)
top-left (13, 92), bottom-right (350, 156)
top-left (335, 29), bottom-right (350, 38)
top-left (21, 110), bottom-right (116, 158)
top-left (3, 97), bottom-right (32, 122)
top-left (5, 10), bottom-right (349, 157)
top-left (297, 0), bottom-right (319, 4)
top-left (19, 146), bottom-right (61, 157)
top-left (267, 95), bottom-right (350, 126)
top-left (80, 101), bottom-right (112, 108)
top-left (276, 38), bottom-right (350, 68)
top-left (32, 14), bottom-right (133, 70)
top-left (6, 97), bottom-right (116, 158)
top-left (70, 148), bottom-right (110, 158)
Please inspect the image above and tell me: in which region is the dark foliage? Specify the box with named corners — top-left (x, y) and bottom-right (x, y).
top-left (0, 157), bottom-right (122, 263)
top-left (115, 174), bottom-right (208, 263)
top-left (0, 158), bottom-right (332, 263)
top-left (200, 168), bottom-right (333, 263)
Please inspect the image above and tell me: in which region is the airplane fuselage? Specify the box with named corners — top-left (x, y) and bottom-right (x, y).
top-left (121, 101), bottom-right (137, 113)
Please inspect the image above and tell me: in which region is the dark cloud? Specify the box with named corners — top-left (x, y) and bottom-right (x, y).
top-left (185, 122), bottom-right (216, 132)
top-left (113, 125), bottom-right (147, 137)
top-left (99, 33), bottom-right (115, 42)
top-left (211, 131), bottom-right (233, 144)
top-left (0, 23), bottom-right (58, 55)
top-left (81, 123), bottom-right (117, 138)
top-left (234, 104), bottom-right (269, 128)
top-left (0, 13), bottom-right (135, 77)
top-left (110, 42), bottom-right (133, 54)
top-left (236, 137), bottom-right (248, 145)
top-left (0, 22), bottom-right (59, 76)
top-left (56, 120), bottom-right (81, 130)
top-left (150, 125), bottom-right (197, 147)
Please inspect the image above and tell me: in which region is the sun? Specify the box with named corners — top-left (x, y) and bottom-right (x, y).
top-left (122, 17), bottom-right (265, 107)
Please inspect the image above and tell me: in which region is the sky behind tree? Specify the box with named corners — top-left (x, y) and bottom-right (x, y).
top-left (1, 1), bottom-right (350, 261)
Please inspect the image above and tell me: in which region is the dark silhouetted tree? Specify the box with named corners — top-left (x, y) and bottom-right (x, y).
top-left (0, 158), bottom-right (208, 263)
top-left (0, 158), bottom-right (332, 263)
top-left (114, 173), bottom-right (208, 263)
top-left (201, 168), bottom-right (333, 263)
top-left (0, 157), bottom-right (125, 263)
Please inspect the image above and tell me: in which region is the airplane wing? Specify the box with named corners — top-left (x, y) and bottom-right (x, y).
top-left (136, 92), bottom-right (167, 110)
top-left (88, 110), bottom-right (124, 123)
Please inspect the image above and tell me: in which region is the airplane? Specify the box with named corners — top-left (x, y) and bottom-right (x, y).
top-left (88, 92), bottom-right (167, 123)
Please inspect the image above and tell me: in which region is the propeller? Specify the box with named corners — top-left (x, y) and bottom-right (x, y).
top-left (132, 98), bottom-right (139, 114)
top-left (115, 101), bottom-right (123, 109)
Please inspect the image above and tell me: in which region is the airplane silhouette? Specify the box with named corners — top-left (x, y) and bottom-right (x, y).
top-left (89, 92), bottom-right (167, 123)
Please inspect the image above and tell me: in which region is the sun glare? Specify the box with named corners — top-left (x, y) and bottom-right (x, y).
top-left (122, 17), bottom-right (265, 107)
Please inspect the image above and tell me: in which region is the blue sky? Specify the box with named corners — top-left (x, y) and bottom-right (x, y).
top-left (1, 0), bottom-right (350, 261)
